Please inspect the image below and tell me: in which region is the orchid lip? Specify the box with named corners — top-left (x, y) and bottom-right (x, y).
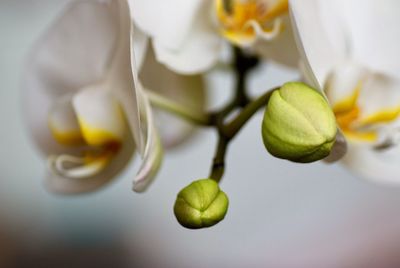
top-left (46, 80), bottom-right (127, 180)
top-left (216, 0), bottom-right (288, 45)
top-left (325, 64), bottom-right (400, 146)
top-left (47, 153), bottom-right (113, 179)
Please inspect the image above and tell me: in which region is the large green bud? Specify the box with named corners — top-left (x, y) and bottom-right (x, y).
top-left (262, 82), bottom-right (337, 163)
top-left (174, 179), bottom-right (229, 229)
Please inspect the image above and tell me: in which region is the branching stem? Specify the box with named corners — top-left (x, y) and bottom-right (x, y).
top-left (147, 47), bottom-right (277, 183)
top-left (208, 47), bottom-right (264, 182)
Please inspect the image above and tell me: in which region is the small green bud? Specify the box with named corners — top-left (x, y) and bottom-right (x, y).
top-left (262, 82), bottom-right (337, 163)
top-left (174, 179), bottom-right (229, 229)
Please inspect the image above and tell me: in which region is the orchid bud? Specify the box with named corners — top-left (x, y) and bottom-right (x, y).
top-left (174, 179), bottom-right (229, 229)
top-left (262, 82), bottom-right (337, 163)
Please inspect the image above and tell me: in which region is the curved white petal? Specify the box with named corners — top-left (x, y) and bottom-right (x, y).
top-left (151, 0), bottom-right (222, 74)
top-left (129, 0), bottom-right (204, 51)
top-left (132, 24), bottom-right (149, 71)
top-left (132, 87), bottom-right (163, 192)
top-left (254, 15), bottom-right (299, 68)
top-left (99, 0), bottom-right (165, 192)
top-left (342, 144), bottom-right (400, 184)
top-left (103, 0), bottom-right (143, 153)
top-left (23, 0), bottom-right (118, 155)
top-left (133, 132), bottom-right (162, 192)
top-left (139, 47), bottom-right (206, 148)
top-left (289, 0), bottom-right (347, 88)
top-left (126, 0), bottom-right (164, 191)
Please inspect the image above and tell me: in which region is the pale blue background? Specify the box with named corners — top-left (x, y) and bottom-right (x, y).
top-left (2, 1), bottom-right (400, 267)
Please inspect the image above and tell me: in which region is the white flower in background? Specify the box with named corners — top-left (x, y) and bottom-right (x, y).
top-left (290, 0), bottom-right (400, 183)
top-left (130, 0), bottom-right (299, 74)
top-left (23, 0), bottom-right (206, 194)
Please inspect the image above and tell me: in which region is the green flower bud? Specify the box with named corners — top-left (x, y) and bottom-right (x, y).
top-left (174, 179), bottom-right (229, 229)
top-left (262, 82), bottom-right (337, 163)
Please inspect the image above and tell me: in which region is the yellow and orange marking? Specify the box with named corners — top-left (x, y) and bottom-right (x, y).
top-left (331, 82), bottom-right (400, 143)
top-left (216, 0), bottom-right (288, 45)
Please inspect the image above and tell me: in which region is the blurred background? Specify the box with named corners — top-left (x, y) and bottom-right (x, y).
top-left (2, 1), bottom-right (400, 267)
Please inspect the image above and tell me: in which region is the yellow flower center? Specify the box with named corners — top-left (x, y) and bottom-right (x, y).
top-left (49, 119), bottom-right (123, 178)
top-left (47, 98), bottom-right (126, 179)
top-left (215, 0), bottom-right (288, 45)
top-left (332, 82), bottom-right (400, 143)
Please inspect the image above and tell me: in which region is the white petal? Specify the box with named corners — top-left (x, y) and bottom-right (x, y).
top-left (23, 0), bottom-right (118, 154)
top-left (133, 128), bottom-right (163, 192)
top-left (337, 0), bottom-right (400, 79)
top-left (151, 0), bottom-right (222, 74)
top-left (72, 85), bottom-right (126, 146)
top-left (132, 24), bottom-right (149, 71)
top-left (139, 48), bottom-right (206, 147)
top-left (289, 0), bottom-right (347, 88)
top-left (129, 0), bottom-right (204, 51)
top-left (343, 144), bottom-right (400, 185)
top-left (106, 0), bottom-right (144, 153)
top-left (126, 0), bottom-right (165, 190)
top-left (95, 0), bottom-right (164, 191)
top-left (254, 15), bottom-right (299, 68)
top-left (132, 89), bottom-right (163, 192)
top-left (28, 0), bottom-right (117, 95)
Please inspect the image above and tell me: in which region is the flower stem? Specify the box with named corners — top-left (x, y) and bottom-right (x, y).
top-left (208, 47), bottom-right (261, 182)
top-left (208, 88), bottom-right (276, 181)
top-left (209, 138), bottom-right (228, 182)
top-left (145, 89), bottom-right (212, 126)
top-left (223, 88), bottom-right (276, 139)
top-left (146, 46), bottom-right (276, 184)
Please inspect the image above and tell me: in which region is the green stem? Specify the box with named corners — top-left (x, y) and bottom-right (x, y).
top-left (209, 137), bottom-right (228, 182)
top-left (147, 47), bottom-right (274, 185)
top-left (208, 88), bottom-right (276, 181)
top-left (145, 90), bottom-right (212, 126)
top-left (223, 88), bottom-right (277, 139)
top-left (208, 47), bottom-right (261, 182)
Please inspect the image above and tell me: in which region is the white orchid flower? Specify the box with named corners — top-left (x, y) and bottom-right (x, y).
top-left (290, 0), bottom-right (400, 183)
top-left (130, 0), bottom-right (299, 74)
top-left (23, 0), bottom-right (206, 194)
